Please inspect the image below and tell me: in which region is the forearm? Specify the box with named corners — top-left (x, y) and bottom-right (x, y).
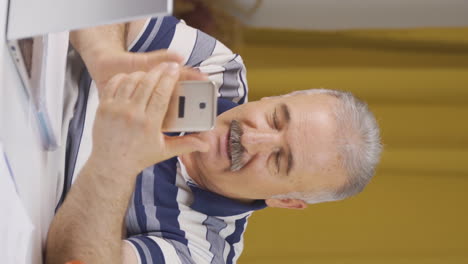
top-left (69, 23), bottom-right (128, 89)
top-left (126, 19), bottom-right (147, 48)
top-left (46, 157), bottom-right (138, 264)
top-left (69, 20), bottom-right (188, 92)
top-left (70, 23), bottom-right (126, 63)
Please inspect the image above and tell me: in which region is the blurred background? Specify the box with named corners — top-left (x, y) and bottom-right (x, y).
top-left (174, 0), bottom-right (468, 263)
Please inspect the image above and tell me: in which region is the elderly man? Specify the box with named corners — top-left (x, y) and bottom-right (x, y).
top-left (46, 15), bottom-right (381, 264)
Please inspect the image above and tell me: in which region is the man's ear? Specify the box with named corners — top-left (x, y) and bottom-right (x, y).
top-left (265, 198), bottom-right (308, 210)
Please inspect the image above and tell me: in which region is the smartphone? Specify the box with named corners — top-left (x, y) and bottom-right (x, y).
top-left (162, 80), bottom-right (218, 132)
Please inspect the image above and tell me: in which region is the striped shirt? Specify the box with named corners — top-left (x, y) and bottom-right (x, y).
top-left (62, 16), bottom-right (266, 264)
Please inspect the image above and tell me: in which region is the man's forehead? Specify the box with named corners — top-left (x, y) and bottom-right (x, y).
top-left (282, 95), bottom-right (345, 190)
top-left (291, 145), bottom-right (346, 192)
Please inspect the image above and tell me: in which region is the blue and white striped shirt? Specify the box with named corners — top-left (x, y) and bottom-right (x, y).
top-left (63, 16), bottom-right (266, 264)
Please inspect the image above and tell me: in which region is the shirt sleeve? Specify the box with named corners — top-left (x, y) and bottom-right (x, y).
top-left (125, 235), bottom-right (184, 264)
top-left (128, 15), bottom-right (249, 105)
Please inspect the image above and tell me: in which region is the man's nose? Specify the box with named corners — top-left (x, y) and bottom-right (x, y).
top-left (241, 127), bottom-right (282, 155)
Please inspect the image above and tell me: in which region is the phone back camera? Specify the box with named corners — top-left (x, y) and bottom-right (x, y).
top-left (199, 102), bottom-right (206, 109)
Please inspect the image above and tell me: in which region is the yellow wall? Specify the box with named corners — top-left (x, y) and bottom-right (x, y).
top-left (238, 27), bottom-right (468, 264)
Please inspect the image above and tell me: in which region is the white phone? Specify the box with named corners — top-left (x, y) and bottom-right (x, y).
top-left (162, 80), bottom-right (218, 132)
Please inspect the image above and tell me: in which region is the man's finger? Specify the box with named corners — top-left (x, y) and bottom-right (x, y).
top-left (165, 134), bottom-right (210, 157)
top-left (180, 67), bottom-right (209, 81)
top-left (100, 73), bottom-right (127, 100)
top-left (114, 72), bottom-right (145, 100)
top-left (132, 63), bottom-right (168, 106)
top-left (146, 63), bottom-right (180, 122)
top-left (143, 50), bottom-right (184, 70)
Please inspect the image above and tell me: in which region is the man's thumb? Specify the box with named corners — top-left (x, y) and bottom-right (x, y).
top-left (146, 50), bottom-right (184, 68)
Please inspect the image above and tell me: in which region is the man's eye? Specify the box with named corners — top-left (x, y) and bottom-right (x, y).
top-left (272, 109), bottom-right (279, 129)
top-left (275, 151), bottom-right (281, 173)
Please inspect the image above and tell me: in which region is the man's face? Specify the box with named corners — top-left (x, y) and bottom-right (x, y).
top-left (181, 93), bottom-right (347, 205)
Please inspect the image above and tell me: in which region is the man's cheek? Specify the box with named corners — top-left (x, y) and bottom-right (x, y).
top-left (242, 163), bottom-right (267, 180)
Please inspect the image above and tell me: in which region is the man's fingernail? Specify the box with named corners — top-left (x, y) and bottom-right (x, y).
top-left (160, 62), bottom-right (168, 69)
top-left (167, 63), bottom-right (180, 75)
top-left (168, 62), bottom-right (179, 69)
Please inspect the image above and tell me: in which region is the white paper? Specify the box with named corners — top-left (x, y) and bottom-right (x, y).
top-left (30, 32), bottom-right (69, 150)
top-left (40, 32), bottom-right (69, 148)
top-left (0, 143), bottom-right (35, 263)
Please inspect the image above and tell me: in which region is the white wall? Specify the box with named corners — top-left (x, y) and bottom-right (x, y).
top-left (8, 0), bottom-right (172, 39)
top-left (231, 0), bottom-right (468, 30)
top-left (0, 0), bottom-right (5, 115)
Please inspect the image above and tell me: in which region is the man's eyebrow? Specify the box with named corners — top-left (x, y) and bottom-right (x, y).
top-left (281, 103), bottom-right (290, 123)
top-left (280, 103), bottom-right (294, 176)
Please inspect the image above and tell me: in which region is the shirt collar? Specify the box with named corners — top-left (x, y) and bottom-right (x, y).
top-left (188, 183), bottom-right (267, 217)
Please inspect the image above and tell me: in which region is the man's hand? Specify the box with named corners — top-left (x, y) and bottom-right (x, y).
top-left (86, 48), bottom-right (208, 91)
top-left (90, 62), bottom-right (210, 174)
top-left (70, 24), bottom-right (206, 91)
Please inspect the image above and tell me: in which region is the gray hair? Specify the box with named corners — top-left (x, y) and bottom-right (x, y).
top-left (270, 88), bottom-right (382, 204)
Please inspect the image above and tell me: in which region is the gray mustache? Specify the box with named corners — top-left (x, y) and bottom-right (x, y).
top-left (230, 120), bottom-right (245, 171)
